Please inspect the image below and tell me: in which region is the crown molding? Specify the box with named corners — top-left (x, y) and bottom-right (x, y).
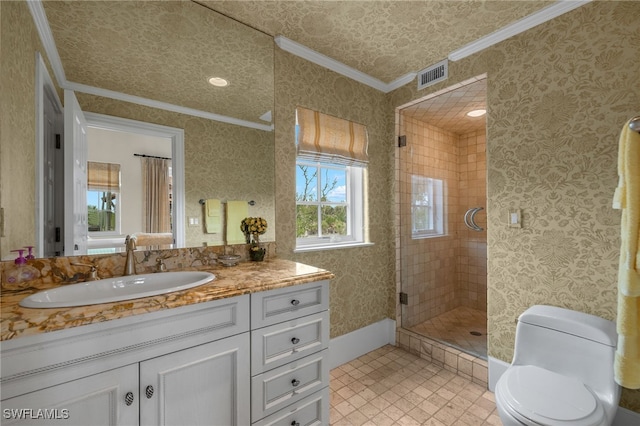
top-left (386, 72), bottom-right (418, 92)
top-left (449, 0), bottom-right (592, 61)
top-left (276, 35), bottom-right (396, 93)
top-left (27, 0), bottom-right (66, 85)
top-left (28, 0), bottom-right (272, 132)
top-left (66, 81), bottom-right (274, 132)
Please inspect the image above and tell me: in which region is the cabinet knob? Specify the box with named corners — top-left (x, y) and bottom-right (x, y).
top-left (290, 299), bottom-right (300, 306)
top-left (291, 422), bottom-right (300, 426)
top-left (291, 337), bottom-right (300, 345)
top-left (145, 385), bottom-right (154, 399)
top-left (291, 379), bottom-right (300, 387)
top-left (124, 392), bottom-right (134, 406)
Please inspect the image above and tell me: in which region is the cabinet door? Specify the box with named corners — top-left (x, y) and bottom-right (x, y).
top-left (139, 333), bottom-right (250, 426)
top-left (1, 364), bottom-right (138, 426)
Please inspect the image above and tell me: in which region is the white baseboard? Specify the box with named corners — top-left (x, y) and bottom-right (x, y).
top-left (488, 357), bottom-right (640, 425)
top-left (329, 318), bottom-right (395, 369)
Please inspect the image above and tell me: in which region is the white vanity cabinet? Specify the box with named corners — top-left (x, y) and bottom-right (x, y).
top-left (1, 363), bottom-right (140, 425)
top-left (0, 279), bottom-right (331, 426)
top-left (250, 280), bottom-right (330, 425)
top-left (1, 295), bottom-right (250, 426)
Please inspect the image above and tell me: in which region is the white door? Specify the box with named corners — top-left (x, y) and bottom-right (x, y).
top-left (139, 334), bottom-right (250, 426)
top-left (63, 90), bottom-right (88, 256)
top-left (1, 364), bottom-right (139, 426)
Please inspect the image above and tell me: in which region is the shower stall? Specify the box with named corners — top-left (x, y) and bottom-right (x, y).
top-left (397, 78), bottom-right (488, 359)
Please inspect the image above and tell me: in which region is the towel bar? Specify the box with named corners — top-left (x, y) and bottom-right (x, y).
top-left (464, 207), bottom-right (484, 231)
top-left (199, 199), bottom-right (256, 206)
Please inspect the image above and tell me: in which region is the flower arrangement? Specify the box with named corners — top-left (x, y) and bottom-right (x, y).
top-left (240, 217), bottom-right (268, 245)
top-left (241, 217), bottom-right (268, 261)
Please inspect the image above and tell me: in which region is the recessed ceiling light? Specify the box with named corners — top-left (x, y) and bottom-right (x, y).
top-left (208, 77), bottom-right (228, 87)
top-left (466, 109), bottom-right (486, 117)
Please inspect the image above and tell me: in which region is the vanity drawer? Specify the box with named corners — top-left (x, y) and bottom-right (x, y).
top-left (251, 311), bottom-right (329, 374)
top-left (251, 281), bottom-right (329, 328)
top-left (252, 387), bottom-right (329, 426)
top-left (251, 349), bottom-right (329, 421)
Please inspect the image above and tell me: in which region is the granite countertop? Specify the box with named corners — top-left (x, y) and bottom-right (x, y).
top-left (0, 259), bottom-right (334, 342)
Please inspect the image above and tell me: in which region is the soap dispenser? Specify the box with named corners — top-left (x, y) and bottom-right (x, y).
top-left (5, 249), bottom-right (41, 287)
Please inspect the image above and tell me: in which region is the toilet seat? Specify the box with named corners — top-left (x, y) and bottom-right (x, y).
top-left (496, 365), bottom-right (606, 426)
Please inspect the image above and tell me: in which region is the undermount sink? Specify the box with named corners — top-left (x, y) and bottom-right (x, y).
top-left (19, 271), bottom-right (215, 309)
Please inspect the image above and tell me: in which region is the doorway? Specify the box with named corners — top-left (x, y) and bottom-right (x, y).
top-left (397, 76), bottom-right (488, 359)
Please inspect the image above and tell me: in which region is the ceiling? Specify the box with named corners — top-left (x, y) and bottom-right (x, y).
top-left (43, 1), bottom-right (560, 132)
top-left (200, 0), bottom-right (557, 134)
top-left (201, 0), bottom-right (555, 83)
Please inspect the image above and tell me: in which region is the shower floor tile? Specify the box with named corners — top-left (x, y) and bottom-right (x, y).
top-left (407, 306), bottom-right (488, 358)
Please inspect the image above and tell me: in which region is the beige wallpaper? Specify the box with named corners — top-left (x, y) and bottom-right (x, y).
top-left (0, 1), bottom-right (41, 259)
top-left (76, 94), bottom-right (276, 248)
top-left (274, 49), bottom-right (396, 338)
top-left (389, 0), bottom-right (640, 409)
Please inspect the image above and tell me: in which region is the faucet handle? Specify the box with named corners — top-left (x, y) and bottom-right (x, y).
top-left (125, 235), bottom-right (137, 250)
top-left (71, 263), bottom-right (99, 281)
top-left (156, 258), bottom-right (167, 273)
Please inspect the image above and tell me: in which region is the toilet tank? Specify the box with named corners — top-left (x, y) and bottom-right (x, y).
top-left (511, 305), bottom-right (619, 404)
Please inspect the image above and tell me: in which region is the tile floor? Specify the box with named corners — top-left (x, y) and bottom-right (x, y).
top-left (330, 345), bottom-right (502, 426)
top-left (406, 307), bottom-right (488, 358)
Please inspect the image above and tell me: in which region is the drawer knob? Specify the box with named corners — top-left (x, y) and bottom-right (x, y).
top-left (145, 385), bottom-right (154, 399)
top-left (124, 392), bottom-right (134, 406)
top-left (290, 299), bottom-right (300, 306)
top-left (291, 422), bottom-right (300, 426)
top-left (291, 337), bottom-right (300, 344)
top-left (291, 379), bottom-right (300, 387)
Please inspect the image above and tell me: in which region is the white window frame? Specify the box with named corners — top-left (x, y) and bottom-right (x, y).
top-left (87, 188), bottom-right (121, 236)
top-left (295, 160), bottom-right (366, 251)
top-left (411, 175), bottom-right (445, 238)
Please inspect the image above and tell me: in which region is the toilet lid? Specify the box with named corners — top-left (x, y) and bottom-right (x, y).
top-left (500, 365), bottom-right (604, 425)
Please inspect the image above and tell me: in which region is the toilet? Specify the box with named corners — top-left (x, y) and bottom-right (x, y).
top-left (495, 305), bottom-right (620, 426)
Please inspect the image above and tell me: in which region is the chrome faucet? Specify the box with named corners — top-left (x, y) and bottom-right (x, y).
top-left (124, 235), bottom-right (137, 276)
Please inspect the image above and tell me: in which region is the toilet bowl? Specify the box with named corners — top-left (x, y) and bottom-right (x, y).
top-left (494, 305), bottom-right (620, 426)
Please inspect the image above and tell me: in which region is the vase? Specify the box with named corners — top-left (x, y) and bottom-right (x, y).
top-left (249, 247), bottom-right (266, 262)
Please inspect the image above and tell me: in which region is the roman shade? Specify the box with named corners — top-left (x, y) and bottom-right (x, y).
top-left (296, 107), bottom-right (369, 167)
top-left (87, 162), bottom-right (120, 191)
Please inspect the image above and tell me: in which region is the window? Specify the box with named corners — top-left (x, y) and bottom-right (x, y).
top-left (411, 175), bottom-right (444, 238)
top-left (296, 161), bottom-right (364, 248)
top-left (87, 162), bottom-right (121, 234)
top-left (295, 107), bottom-right (368, 250)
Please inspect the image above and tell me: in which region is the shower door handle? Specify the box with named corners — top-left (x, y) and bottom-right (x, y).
top-left (464, 207), bottom-right (484, 231)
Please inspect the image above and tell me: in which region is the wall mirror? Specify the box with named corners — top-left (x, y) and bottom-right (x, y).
top-left (1, 0), bottom-right (275, 258)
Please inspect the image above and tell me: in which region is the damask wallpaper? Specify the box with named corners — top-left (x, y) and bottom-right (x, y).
top-left (0, 1), bottom-right (42, 259)
top-left (389, 0), bottom-right (639, 409)
top-left (274, 49), bottom-right (396, 338)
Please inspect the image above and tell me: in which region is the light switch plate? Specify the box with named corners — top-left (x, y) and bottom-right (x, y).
top-left (508, 209), bottom-right (521, 228)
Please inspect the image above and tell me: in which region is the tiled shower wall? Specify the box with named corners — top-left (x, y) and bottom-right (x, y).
top-left (399, 117), bottom-right (487, 328)
top-left (457, 130), bottom-right (487, 311)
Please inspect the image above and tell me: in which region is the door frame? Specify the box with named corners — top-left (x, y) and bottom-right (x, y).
top-left (83, 113), bottom-right (186, 249)
top-left (35, 52), bottom-right (64, 258)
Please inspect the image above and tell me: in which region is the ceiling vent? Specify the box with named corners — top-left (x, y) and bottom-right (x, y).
top-left (417, 59), bottom-right (448, 90)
